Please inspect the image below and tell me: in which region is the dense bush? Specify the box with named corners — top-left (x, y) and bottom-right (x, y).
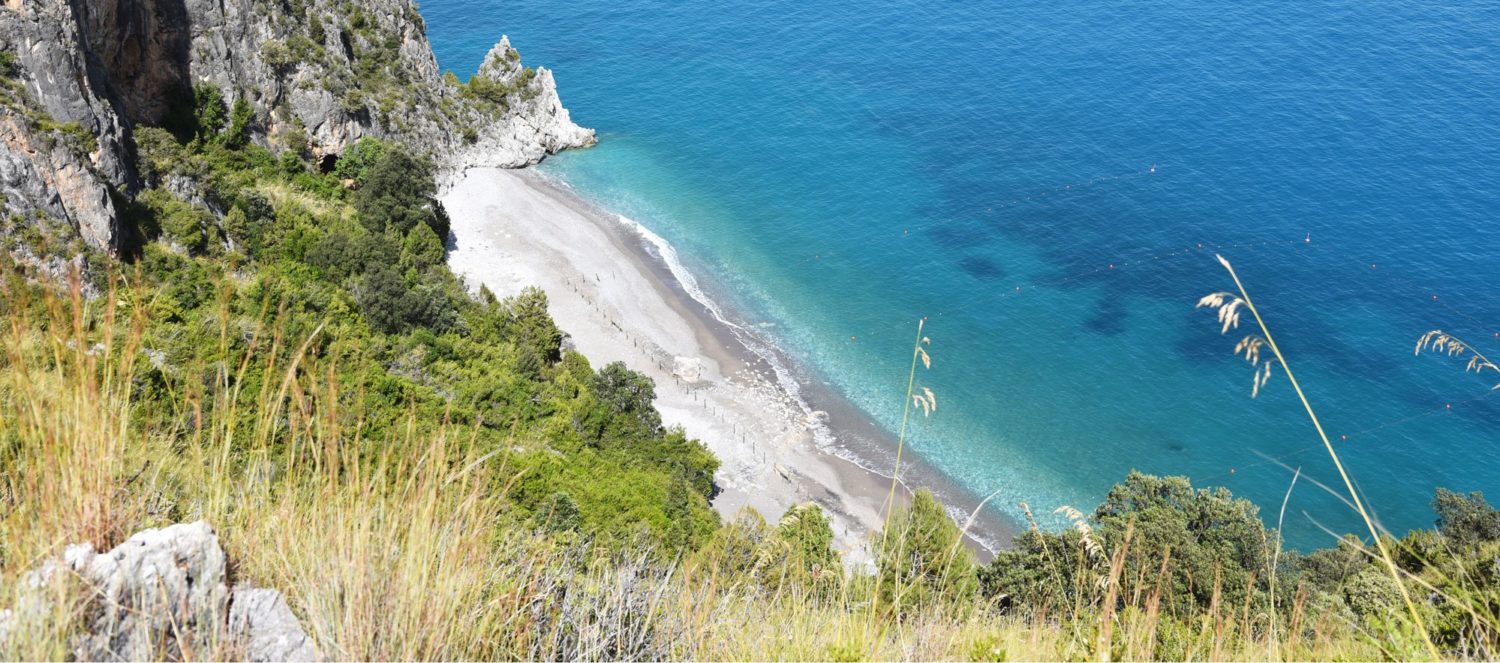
top-left (331, 136), bottom-right (386, 181)
top-left (1434, 488), bottom-right (1500, 545)
top-left (353, 144), bottom-right (449, 239)
top-left (876, 489), bottom-right (978, 611)
top-left (355, 264), bottom-right (455, 333)
top-left (460, 66), bottom-right (538, 110)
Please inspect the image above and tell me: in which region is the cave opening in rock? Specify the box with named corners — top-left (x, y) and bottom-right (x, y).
top-left (318, 153), bottom-right (339, 175)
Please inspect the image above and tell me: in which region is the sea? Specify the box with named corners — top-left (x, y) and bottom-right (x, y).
top-left (420, 0), bottom-right (1500, 549)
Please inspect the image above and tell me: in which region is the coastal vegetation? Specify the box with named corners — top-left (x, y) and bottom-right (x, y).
top-left (1, 2), bottom-right (1498, 660)
top-left (2, 91), bottom-right (1499, 659)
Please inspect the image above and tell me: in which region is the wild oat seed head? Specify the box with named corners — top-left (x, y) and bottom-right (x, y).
top-left (1200, 290), bottom-right (1277, 397)
top-left (1415, 329), bottom-right (1500, 388)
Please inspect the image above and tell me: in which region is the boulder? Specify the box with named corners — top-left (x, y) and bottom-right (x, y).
top-left (673, 356), bottom-right (705, 383)
top-left (2, 521), bottom-right (315, 662)
top-left (229, 588), bottom-right (317, 662)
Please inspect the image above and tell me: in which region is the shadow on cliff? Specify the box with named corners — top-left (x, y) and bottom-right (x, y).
top-left (68, 0), bottom-right (195, 258)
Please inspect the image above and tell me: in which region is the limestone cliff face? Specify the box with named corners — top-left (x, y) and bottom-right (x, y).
top-left (0, 0), bottom-right (136, 251)
top-left (0, 0), bottom-right (595, 253)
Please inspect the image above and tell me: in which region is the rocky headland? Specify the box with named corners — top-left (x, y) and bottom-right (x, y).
top-left (0, 0), bottom-right (593, 255)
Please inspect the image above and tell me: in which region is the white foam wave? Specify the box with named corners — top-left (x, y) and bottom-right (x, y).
top-left (610, 212), bottom-right (1005, 554)
top-left (608, 213), bottom-right (848, 441)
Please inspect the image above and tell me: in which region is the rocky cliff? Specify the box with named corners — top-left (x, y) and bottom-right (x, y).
top-left (0, 0), bottom-right (594, 253)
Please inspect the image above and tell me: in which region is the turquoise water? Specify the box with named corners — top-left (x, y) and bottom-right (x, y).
top-left (423, 0), bottom-right (1500, 548)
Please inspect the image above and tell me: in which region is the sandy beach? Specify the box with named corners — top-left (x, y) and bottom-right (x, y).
top-left (444, 166), bottom-right (1013, 563)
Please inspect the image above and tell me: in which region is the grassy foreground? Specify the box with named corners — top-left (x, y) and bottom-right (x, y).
top-left (0, 270), bottom-right (1384, 661)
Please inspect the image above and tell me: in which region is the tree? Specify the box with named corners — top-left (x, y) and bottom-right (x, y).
top-left (356, 264), bottom-right (411, 334)
top-left (981, 473), bottom-right (1284, 622)
top-left (355, 265), bottom-right (454, 334)
top-left (506, 287), bottom-right (563, 368)
top-left (774, 503), bottom-right (841, 592)
top-left (223, 206), bottom-right (251, 252)
top-left (353, 143), bottom-right (449, 239)
top-left (400, 223), bottom-right (445, 272)
top-left (193, 83), bottom-right (227, 141)
top-left (591, 361), bottom-right (663, 436)
top-left (223, 97), bottom-right (254, 149)
top-left (1092, 471), bottom-right (1271, 614)
top-left (695, 510), bottom-right (773, 579)
top-left (1433, 488), bottom-right (1500, 545)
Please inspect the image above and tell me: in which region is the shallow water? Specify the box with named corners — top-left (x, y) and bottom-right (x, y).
top-left (423, 0), bottom-right (1500, 548)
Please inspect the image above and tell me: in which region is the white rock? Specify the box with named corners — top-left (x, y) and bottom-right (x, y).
top-left (673, 356), bottom-right (705, 383)
top-left (229, 588), bottom-right (316, 662)
top-left (3, 521), bottom-right (315, 662)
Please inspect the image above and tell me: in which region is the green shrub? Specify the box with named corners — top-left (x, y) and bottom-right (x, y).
top-left (223, 97), bottom-right (254, 149)
top-left (308, 17), bottom-right (327, 46)
top-left (1433, 488), bottom-right (1500, 545)
top-left (193, 83), bottom-right (227, 141)
top-left (138, 189), bottom-right (215, 254)
top-left (261, 40), bottom-right (297, 76)
top-left (0, 51), bottom-right (19, 78)
top-left (875, 489), bottom-right (978, 612)
top-left (537, 492), bottom-right (583, 533)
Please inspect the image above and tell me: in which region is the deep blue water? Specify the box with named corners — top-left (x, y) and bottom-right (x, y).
top-left (422, 0), bottom-right (1500, 548)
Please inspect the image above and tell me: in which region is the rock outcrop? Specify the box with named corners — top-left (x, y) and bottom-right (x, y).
top-left (452, 36), bottom-right (597, 170)
top-left (0, 0), bottom-right (595, 253)
top-left (1, 521), bottom-right (315, 662)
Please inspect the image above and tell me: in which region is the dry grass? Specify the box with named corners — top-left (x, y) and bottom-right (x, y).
top-left (254, 182), bottom-right (356, 221)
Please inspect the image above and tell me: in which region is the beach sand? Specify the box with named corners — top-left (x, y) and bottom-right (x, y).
top-left (444, 167), bottom-right (1009, 563)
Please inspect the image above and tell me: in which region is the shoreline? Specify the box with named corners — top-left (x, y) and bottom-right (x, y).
top-left (444, 166), bottom-right (1015, 563)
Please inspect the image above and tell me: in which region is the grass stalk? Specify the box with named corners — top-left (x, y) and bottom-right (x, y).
top-left (881, 317), bottom-right (927, 521)
top-left (1214, 254), bottom-right (1439, 659)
